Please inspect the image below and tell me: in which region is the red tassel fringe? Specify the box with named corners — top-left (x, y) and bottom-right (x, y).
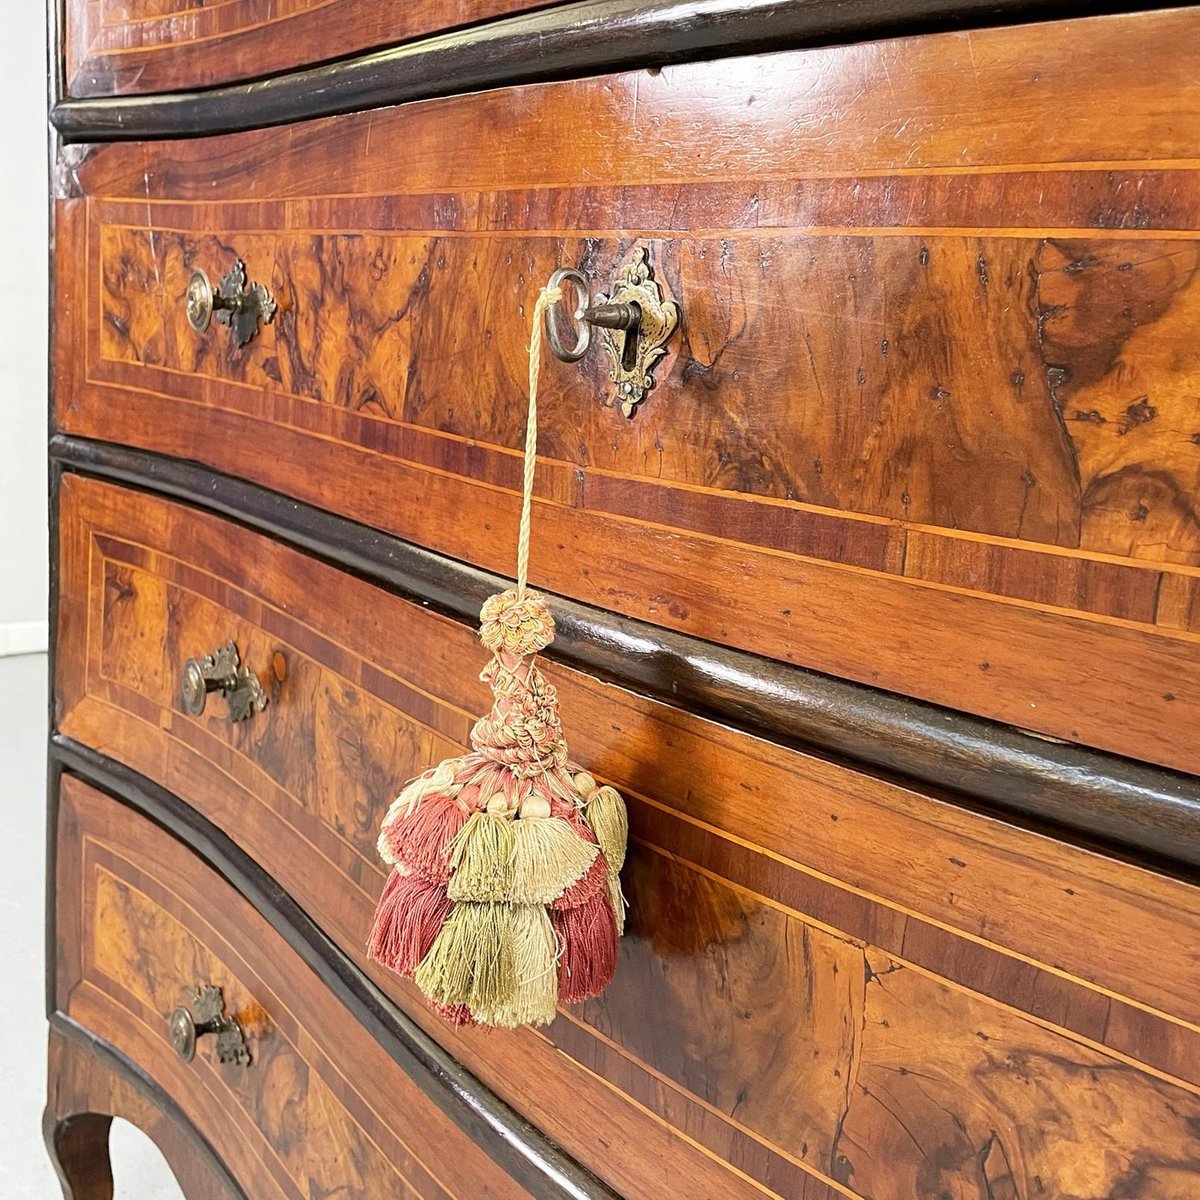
top-left (553, 891), bottom-right (618, 1004)
top-left (381, 793), bottom-right (470, 882)
top-left (550, 854), bottom-right (608, 911)
top-left (431, 1001), bottom-right (476, 1027)
top-left (367, 869), bottom-right (454, 976)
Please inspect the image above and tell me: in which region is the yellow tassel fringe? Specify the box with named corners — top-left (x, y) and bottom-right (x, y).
top-left (470, 904), bottom-right (559, 1028)
top-left (585, 785), bottom-right (628, 874)
top-left (414, 901), bottom-right (517, 1010)
top-left (446, 812), bottom-right (515, 901)
top-left (509, 816), bottom-right (599, 904)
top-left (607, 872), bottom-right (627, 938)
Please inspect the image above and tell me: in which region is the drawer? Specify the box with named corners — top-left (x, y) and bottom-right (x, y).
top-left (55, 9), bottom-right (1200, 774)
top-left (55, 472), bottom-right (1200, 1198)
top-left (61, 0), bottom-right (553, 97)
top-left (52, 774), bottom-right (541, 1200)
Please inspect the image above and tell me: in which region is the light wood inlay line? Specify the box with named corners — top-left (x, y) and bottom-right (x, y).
top-left (90, 162), bottom-right (1200, 202)
top-left (97, 0), bottom-right (337, 38)
top-left (92, 527), bottom-right (483, 726)
top-left (624, 790), bottom-right (1200, 1040)
top-left (527, 1024), bottom-right (824, 1200)
top-left (75, 373), bottom-right (1200, 638)
top-left (629, 835), bottom-right (1200, 1088)
top-left (75, 361), bottom-right (1200, 585)
top-left (79, 855), bottom-right (309, 1198)
top-left (547, 1008), bottom-right (858, 1197)
top-left (83, 844), bottom-right (460, 1200)
top-left (96, 219), bottom-right (1200, 241)
top-left (73, 498), bottom-right (1200, 1045)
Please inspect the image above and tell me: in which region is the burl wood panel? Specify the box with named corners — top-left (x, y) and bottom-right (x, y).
top-left (63, 0), bottom-right (552, 96)
top-left (54, 10), bottom-right (1200, 773)
top-left (55, 473), bottom-right (1200, 1199)
top-left (54, 776), bottom-right (539, 1200)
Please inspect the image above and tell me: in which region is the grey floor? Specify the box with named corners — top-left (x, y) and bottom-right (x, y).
top-left (1, 652), bottom-right (185, 1198)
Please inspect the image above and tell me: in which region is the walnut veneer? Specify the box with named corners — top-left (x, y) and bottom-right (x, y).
top-left (46, 3), bottom-right (1200, 1197)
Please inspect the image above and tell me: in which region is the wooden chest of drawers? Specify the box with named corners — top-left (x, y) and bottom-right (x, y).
top-left (46, 3), bottom-right (1200, 1197)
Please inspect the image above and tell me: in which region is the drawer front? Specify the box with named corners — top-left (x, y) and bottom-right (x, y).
top-left (55, 9), bottom-right (1200, 774)
top-left (55, 472), bottom-right (1200, 1199)
top-left (53, 775), bottom-right (539, 1200)
top-left (62, 0), bottom-right (552, 97)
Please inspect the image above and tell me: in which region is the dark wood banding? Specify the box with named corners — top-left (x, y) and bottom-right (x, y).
top-left (49, 434), bottom-right (1200, 874)
top-left (60, 0), bottom-right (557, 100)
top-left (49, 0), bottom-right (1170, 141)
top-left (47, 741), bottom-right (618, 1200)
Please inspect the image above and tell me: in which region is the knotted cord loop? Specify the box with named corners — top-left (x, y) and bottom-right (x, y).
top-left (517, 285), bottom-right (563, 599)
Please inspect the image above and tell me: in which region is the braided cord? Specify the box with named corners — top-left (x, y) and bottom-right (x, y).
top-left (517, 285), bottom-right (562, 598)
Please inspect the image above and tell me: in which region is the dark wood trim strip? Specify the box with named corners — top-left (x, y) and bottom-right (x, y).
top-left (48, 0), bottom-right (1175, 142)
top-left (49, 736), bottom-right (618, 1200)
top-left (46, 1015), bottom-right (250, 1200)
top-left (48, 433), bottom-right (1200, 874)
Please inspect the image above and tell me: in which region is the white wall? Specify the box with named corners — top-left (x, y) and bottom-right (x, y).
top-left (0, 4), bottom-right (50, 654)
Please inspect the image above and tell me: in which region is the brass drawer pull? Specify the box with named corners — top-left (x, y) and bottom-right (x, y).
top-left (545, 246), bottom-right (680, 417)
top-left (186, 258), bottom-right (277, 348)
top-left (181, 640), bottom-right (268, 722)
top-left (169, 985), bottom-right (251, 1066)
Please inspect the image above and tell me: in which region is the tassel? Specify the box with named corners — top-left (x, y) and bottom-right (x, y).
top-left (378, 791), bottom-right (470, 881)
top-left (431, 1001), bottom-right (475, 1027)
top-left (553, 891), bottom-right (619, 1004)
top-left (471, 904), bottom-right (559, 1028)
top-left (607, 872), bottom-right (628, 937)
top-left (584, 785), bottom-right (628, 874)
top-left (446, 811), bottom-right (515, 901)
top-left (414, 901), bottom-right (517, 1010)
top-left (368, 282), bottom-right (628, 1029)
top-left (509, 816), bottom-right (599, 904)
top-left (379, 759), bottom-right (458, 832)
top-left (367, 869), bottom-right (454, 975)
top-left (551, 853), bottom-right (609, 911)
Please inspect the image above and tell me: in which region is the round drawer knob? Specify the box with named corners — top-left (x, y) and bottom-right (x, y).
top-left (185, 268), bottom-right (218, 333)
top-left (169, 985), bottom-right (251, 1066)
top-left (180, 641), bottom-right (269, 722)
top-left (185, 258), bottom-right (277, 347)
top-left (180, 656), bottom-right (210, 716)
top-left (168, 1005), bottom-right (198, 1061)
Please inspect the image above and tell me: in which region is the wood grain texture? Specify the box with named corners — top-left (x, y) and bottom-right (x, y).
top-left (56, 433), bottom-right (1200, 875)
top-left (45, 1021), bottom-right (244, 1200)
top-left (53, 11), bottom-right (1200, 771)
top-left (50, 739), bottom-right (624, 1200)
top-left (53, 473), bottom-right (1200, 1199)
top-left (54, 776), bottom-right (543, 1200)
top-left (63, 0), bottom-right (552, 97)
top-left (51, 0), bottom-right (1200, 141)
top-left (57, 9), bottom-right (1200, 183)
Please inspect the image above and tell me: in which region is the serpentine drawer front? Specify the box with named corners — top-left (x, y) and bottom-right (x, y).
top-left (56, 7), bottom-right (1200, 774)
top-left (52, 776), bottom-right (538, 1200)
top-left (47, 2), bottom-right (1200, 1197)
top-left (62, 0), bottom-right (557, 96)
top-left (51, 471), bottom-right (1200, 1198)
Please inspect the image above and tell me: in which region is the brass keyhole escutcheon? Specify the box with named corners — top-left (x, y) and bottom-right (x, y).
top-left (544, 246), bottom-right (680, 417)
top-left (181, 640), bottom-right (269, 722)
top-left (169, 985), bottom-right (251, 1067)
top-left (186, 258), bottom-right (277, 348)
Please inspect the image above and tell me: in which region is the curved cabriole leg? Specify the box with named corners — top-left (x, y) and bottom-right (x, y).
top-left (45, 1024), bottom-right (242, 1200)
top-left (43, 1109), bottom-right (114, 1200)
